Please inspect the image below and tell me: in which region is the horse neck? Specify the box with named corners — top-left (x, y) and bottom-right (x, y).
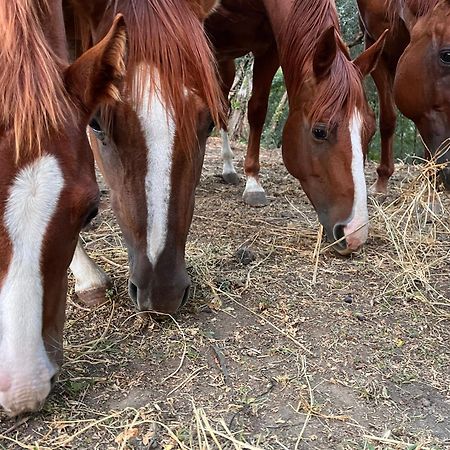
top-left (261, 0), bottom-right (292, 39)
top-left (42, 0), bottom-right (69, 61)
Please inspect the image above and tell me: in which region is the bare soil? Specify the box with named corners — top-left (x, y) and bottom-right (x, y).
top-left (1, 138), bottom-right (449, 449)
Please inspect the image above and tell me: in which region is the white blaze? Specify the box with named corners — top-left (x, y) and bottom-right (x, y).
top-left (136, 69), bottom-right (175, 265)
top-left (343, 110), bottom-right (369, 249)
top-left (0, 155), bottom-right (64, 413)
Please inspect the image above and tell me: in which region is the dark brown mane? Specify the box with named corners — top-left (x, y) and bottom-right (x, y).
top-left (78, 0), bottom-right (225, 150)
top-left (0, 0), bottom-right (71, 161)
top-left (280, 0), bottom-right (365, 125)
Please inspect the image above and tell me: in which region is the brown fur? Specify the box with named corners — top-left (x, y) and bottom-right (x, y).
top-left (0, 0), bottom-right (72, 162)
top-left (280, 0), bottom-right (366, 126)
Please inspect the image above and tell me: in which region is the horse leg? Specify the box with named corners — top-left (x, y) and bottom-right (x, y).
top-left (243, 47), bottom-right (279, 207)
top-left (369, 41), bottom-right (396, 194)
top-left (69, 239), bottom-right (111, 307)
top-left (218, 59), bottom-right (240, 185)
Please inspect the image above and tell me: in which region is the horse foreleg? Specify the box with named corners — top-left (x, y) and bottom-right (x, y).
top-left (221, 129), bottom-right (240, 185)
top-left (369, 41), bottom-right (396, 195)
top-left (243, 47), bottom-right (279, 207)
top-left (69, 238), bottom-right (111, 307)
top-left (217, 59), bottom-right (240, 184)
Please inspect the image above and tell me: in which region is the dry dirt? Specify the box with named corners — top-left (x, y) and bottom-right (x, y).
top-left (0, 138), bottom-right (449, 449)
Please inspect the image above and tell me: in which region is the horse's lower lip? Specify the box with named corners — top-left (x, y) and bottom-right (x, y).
top-left (333, 245), bottom-right (353, 256)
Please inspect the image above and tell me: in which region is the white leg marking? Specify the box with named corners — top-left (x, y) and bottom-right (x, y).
top-left (344, 110), bottom-right (369, 250)
top-left (136, 68), bottom-right (175, 265)
top-left (221, 129), bottom-right (238, 177)
top-left (0, 155), bottom-right (64, 414)
top-left (244, 176), bottom-right (265, 195)
top-left (69, 239), bottom-right (109, 293)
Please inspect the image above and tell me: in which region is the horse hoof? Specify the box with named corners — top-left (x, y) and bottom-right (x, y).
top-left (222, 172), bottom-right (240, 185)
top-left (243, 191), bottom-right (269, 207)
top-left (369, 181), bottom-right (388, 196)
top-left (75, 286), bottom-right (110, 307)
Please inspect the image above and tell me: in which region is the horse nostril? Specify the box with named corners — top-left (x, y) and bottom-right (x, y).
top-left (181, 285), bottom-right (190, 307)
top-left (128, 280), bottom-right (138, 303)
top-left (333, 224), bottom-right (347, 249)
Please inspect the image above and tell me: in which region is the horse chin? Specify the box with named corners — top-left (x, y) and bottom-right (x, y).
top-left (332, 245), bottom-right (357, 257)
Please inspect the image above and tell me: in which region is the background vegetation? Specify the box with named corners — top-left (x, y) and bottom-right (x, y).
top-left (226, 0), bottom-right (423, 162)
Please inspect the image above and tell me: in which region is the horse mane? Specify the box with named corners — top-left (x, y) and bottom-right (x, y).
top-left (386, 0), bottom-right (440, 25)
top-left (280, 0), bottom-right (365, 125)
top-left (76, 0), bottom-right (225, 150)
top-left (0, 0), bottom-right (71, 162)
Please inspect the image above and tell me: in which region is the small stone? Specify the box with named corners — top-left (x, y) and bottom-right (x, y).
top-left (421, 398), bottom-right (431, 407)
top-left (354, 312), bottom-right (366, 321)
top-left (235, 247), bottom-right (257, 265)
top-left (344, 294), bottom-right (353, 304)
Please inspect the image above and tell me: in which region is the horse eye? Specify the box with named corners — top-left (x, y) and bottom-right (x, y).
top-left (312, 125), bottom-right (328, 141)
top-left (439, 50), bottom-right (450, 65)
top-left (89, 118), bottom-right (102, 133)
top-left (83, 206), bottom-right (98, 228)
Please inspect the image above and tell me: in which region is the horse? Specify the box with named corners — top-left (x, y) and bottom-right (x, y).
top-left (358, 0), bottom-right (450, 193)
top-left (0, 0), bottom-right (127, 416)
top-left (65, 0), bottom-right (224, 313)
top-left (205, 0), bottom-right (387, 255)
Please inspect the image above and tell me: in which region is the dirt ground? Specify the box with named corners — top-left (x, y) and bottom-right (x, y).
top-left (0, 138), bottom-right (449, 450)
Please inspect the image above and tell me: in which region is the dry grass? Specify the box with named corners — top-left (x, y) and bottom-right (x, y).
top-left (0, 139), bottom-right (449, 449)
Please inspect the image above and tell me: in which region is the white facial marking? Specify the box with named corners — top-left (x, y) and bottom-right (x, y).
top-left (136, 69), bottom-right (175, 265)
top-left (344, 109), bottom-right (369, 250)
top-left (70, 239), bottom-right (110, 294)
top-left (0, 155), bottom-right (64, 414)
top-left (221, 129), bottom-right (238, 177)
top-left (244, 176), bottom-right (265, 194)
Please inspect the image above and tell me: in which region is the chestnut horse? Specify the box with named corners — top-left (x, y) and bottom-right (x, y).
top-left (0, 1), bottom-right (127, 416)
top-left (206, 0), bottom-right (387, 254)
top-left (358, 0), bottom-right (450, 193)
top-left (65, 0), bottom-right (224, 313)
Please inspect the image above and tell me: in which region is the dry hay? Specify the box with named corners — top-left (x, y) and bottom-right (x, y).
top-left (0, 139), bottom-right (449, 449)
top-left (368, 144), bottom-right (450, 317)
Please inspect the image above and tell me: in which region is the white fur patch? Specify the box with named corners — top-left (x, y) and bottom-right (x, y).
top-left (70, 239), bottom-right (110, 293)
top-left (244, 176), bottom-right (265, 194)
top-left (221, 129), bottom-right (237, 177)
top-left (344, 110), bottom-right (369, 248)
top-left (136, 69), bottom-right (175, 265)
top-left (0, 155), bottom-right (64, 413)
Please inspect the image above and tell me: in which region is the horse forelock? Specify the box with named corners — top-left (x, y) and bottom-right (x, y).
top-left (0, 0), bottom-right (72, 163)
top-left (280, 0), bottom-right (366, 127)
top-left (104, 0), bottom-right (225, 152)
top-left (386, 0), bottom-right (441, 25)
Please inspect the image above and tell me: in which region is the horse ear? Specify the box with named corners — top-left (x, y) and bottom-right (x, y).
top-left (64, 14), bottom-right (127, 114)
top-left (313, 26), bottom-right (338, 81)
top-left (353, 29), bottom-right (388, 76)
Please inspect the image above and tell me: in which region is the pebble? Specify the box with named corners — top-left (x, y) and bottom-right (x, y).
top-left (235, 247), bottom-right (257, 265)
top-left (421, 398), bottom-right (431, 407)
top-left (344, 294), bottom-right (353, 304)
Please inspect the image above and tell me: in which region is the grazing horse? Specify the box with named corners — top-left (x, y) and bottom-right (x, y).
top-left (65, 0), bottom-right (224, 313)
top-left (0, 0), bottom-right (127, 416)
top-left (206, 0), bottom-right (387, 254)
top-left (358, 0), bottom-right (450, 193)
